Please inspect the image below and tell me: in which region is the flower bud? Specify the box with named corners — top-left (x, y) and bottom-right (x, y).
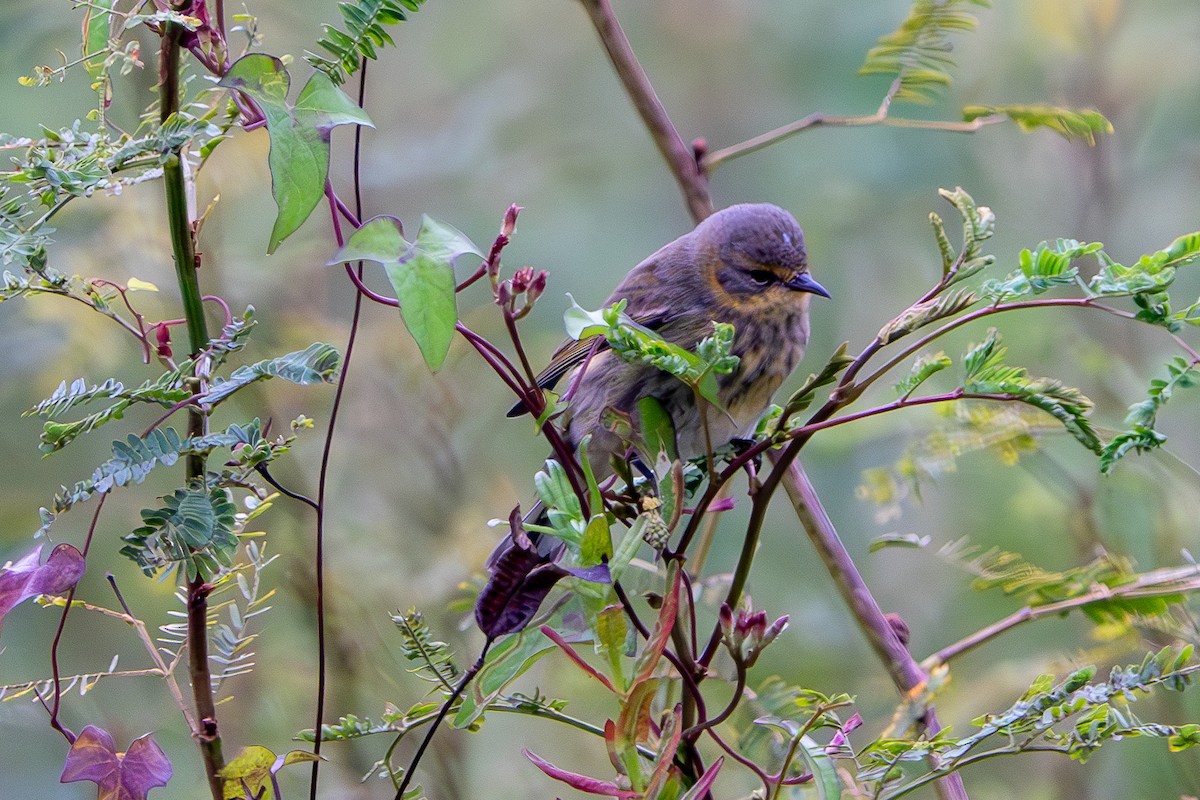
top-left (155, 323), bottom-right (172, 358)
top-left (501, 204), bottom-right (522, 239)
top-left (525, 270), bottom-right (548, 306)
top-left (720, 601), bottom-right (788, 667)
top-left (512, 266), bottom-right (535, 294)
top-left (495, 279), bottom-right (512, 307)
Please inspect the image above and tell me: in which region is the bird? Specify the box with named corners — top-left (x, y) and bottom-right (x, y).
top-left (512, 202), bottom-right (829, 474)
top-left (477, 203), bottom-right (829, 637)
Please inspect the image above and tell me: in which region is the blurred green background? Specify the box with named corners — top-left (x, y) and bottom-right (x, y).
top-left (2, 0), bottom-right (1200, 797)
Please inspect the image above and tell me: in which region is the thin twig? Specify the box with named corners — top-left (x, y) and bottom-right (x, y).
top-left (309, 57), bottom-right (371, 800)
top-left (701, 78), bottom-right (1005, 172)
top-left (926, 565), bottom-right (1200, 667)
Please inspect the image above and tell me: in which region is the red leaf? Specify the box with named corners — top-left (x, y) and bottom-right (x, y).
top-left (0, 543), bottom-right (85, 632)
top-left (524, 749), bottom-right (639, 798)
top-left (61, 725), bottom-right (172, 800)
top-left (632, 562), bottom-right (680, 685)
top-left (678, 757), bottom-right (724, 800)
top-left (540, 625), bottom-right (616, 693)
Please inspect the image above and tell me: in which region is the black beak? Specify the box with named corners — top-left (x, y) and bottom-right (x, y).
top-left (786, 271), bottom-right (831, 298)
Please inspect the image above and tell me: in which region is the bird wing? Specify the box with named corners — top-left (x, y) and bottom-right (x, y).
top-left (505, 308), bottom-right (671, 418)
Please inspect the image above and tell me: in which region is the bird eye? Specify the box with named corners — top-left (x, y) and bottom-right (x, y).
top-left (748, 269), bottom-right (775, 285)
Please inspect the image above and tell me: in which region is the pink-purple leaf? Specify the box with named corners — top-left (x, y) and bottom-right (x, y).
top-left (524, 749), bottom-right (639, 798)
top-left (0, 543), bottom-right (85, 631)
top-left (60, 725), bottom-right (172, 800)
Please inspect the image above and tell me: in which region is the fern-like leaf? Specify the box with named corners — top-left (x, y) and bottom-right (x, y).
top-left (28, 374), bottom-right (191, 453)
top-left (198, 342), bottom-right (341, 407)
top-left (45, 421), bottom-right (267, 528)
top-left (393, 608), bottom-right (459, 689)
top-left (121, 487), bottom-right (238, 579)
top-left (962, 330), bottom-right (1100, 453)
top-left (1100, 356), bottom-right (1200, 473)
top-left (305, 0), bottom-right (426, 85)
top-left (963, 105), bottom-right (1113, 145)
top-left (859, 0), bottom-right (990, 103)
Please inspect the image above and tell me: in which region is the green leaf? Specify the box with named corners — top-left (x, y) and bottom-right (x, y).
top-left (218, 55), bottom-right (373, 253)
top-left (637, 396), bottom-right (677, 462)
top-left (895, 351), bottom-right (952, 397)
top-left (82, 0), bottom-right (115, 82)
top-left (305, 0), bottom-right (426, 85)
top-left (199, 342), bottom-right (341, 407)
top-left (331, 215), bottom-right (478, 371)
top-left (869, 532), bottom-right (932, 552)
top-left (453, 627), bottom-right (556, 728)
top-left (596, 303), bottom-right (734, 410)
top-left (1100, 356), bottom-right (1200, 472)
top-left (780, 342), bottom-right (854, 420)
top-left (532, 459), bottom-right (586, 540)
top-left (859, 0), bottom-right (990, 103)
top-left (45, 421), bottom-right (270, 530)
top-left (962, 329), bottom-right (1100, 453)
top-left (963, 104), bottom-right (1113, 145)
top-left (878, 289), bottom-right (977, 344)
top-left (121, 487), bottom-right (238, 579)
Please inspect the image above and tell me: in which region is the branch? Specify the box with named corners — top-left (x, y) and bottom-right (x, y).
top-left (701, 79), bottom-right (1006, 172)
top-left (925, 564), bottom-right (1200, 667)
top-left (773, 458), bottom-right (969, 800)
top-left (578, 0), bottom-right (713, 223)
top-left (161, 14), bottom-right (223, 798)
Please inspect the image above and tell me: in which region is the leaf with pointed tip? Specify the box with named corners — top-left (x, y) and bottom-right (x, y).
top-left (60, 725), bottom-right (172, 800)
top-left (632, 562), bottom-right (680, 686)
top-left (331, 215), bottom-right (479, 371)
top-left (0, 543), bottom-right (85, 632)
top-left (524, 749), bottom-right (639, 797)
top-left (963, 104), bottom-right (1113, 145)
top-left (219, 745), bottom-right (322, 798)
top-left (198, 342), bottom-right (340, 406)
top-left (218, 55), bottom-right (373, 253)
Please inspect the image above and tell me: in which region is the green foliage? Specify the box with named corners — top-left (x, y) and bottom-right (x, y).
top-left (961, 329), bottom-right (1100, 453)
top-left (393, 609), bottom-right (459, 688)
top-left (0, 106), bottom-right (230, 274)
top-left (120, 487), bottom-right (238, 579)
top-left (1089, 230), bottom-right (1200, 330)
top-left (963, 104), bottom-right (1113, 145)
top-left (331, 215), bottom-right (480, 371)
top-left (859, 0), bottom-right (990, 103)
top-left (46, 420), bottom-right (272, 526)
top-left (894, 351), bottom-right (952, 397)
top-left (1101, 356), bottom-right (1200, 472)
top-left (305, 0), bottom-right (426, 85)
top-left (878, 288), bottom-right (976, 344)
top-left (778, 341), bottom-right (854, 420)
top-left (861, 648), bottom-right (1198, 795)
top-left (984, 239), bottom-right (1102, 301)
top-left (199, 342), bottom-right (341, 407)
top-left (217, 55), bottom-right (374, 253)
top-left (28, 374), bottom-right (192, 454)
top-left (930, 186), bottom-right (996, 282)
top-left (589, 299), bottom-right (738, 409)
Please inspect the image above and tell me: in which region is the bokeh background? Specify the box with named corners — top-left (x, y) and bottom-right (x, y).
top-left (2, 0), bottom-right (1199, 797)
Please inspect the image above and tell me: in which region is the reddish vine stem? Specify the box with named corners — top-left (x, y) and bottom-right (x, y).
top-left (42, 493), bottom-right (109, 744)
top-left (308, 57), bottom-right (371, 800)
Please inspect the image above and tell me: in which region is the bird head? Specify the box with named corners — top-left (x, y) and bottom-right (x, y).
top-left (700, 203), bottom-right (830, 314)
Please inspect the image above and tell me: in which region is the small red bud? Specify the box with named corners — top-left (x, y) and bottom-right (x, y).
top-left (154, 323), bottom-right (172, 358)
top-left (525, 270), bottom-right (548, 305)
top-left (496, 280), bottom-right (512, 306)
top-left (512, 266), bottom-right (535, 294)
top-left (501, 204), bottom-right (522, 238)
